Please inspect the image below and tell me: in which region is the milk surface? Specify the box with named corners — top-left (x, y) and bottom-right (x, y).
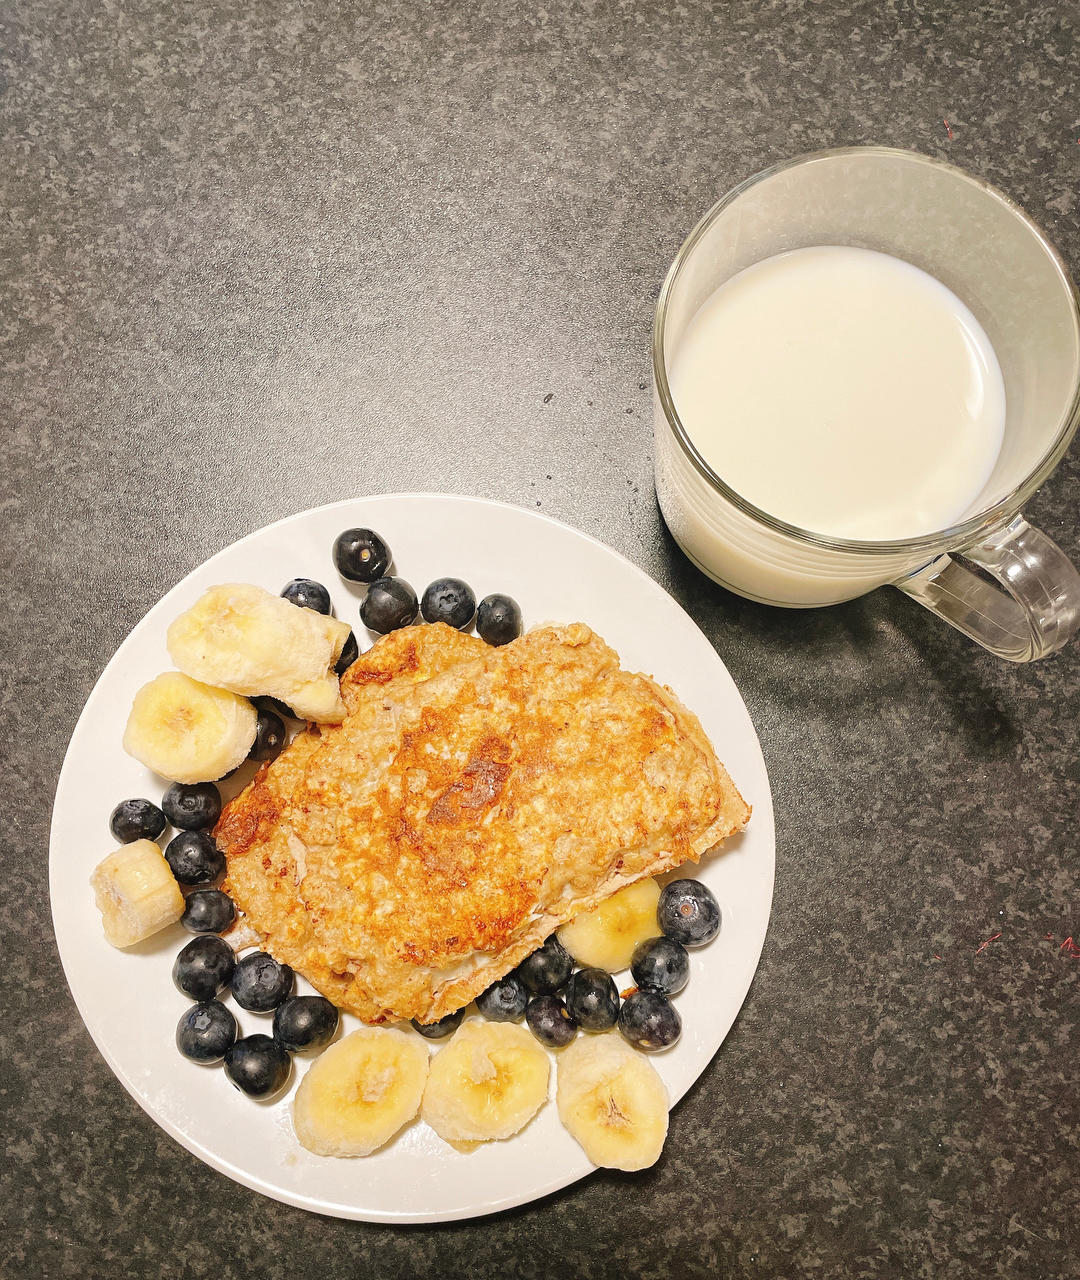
top-left (668, 246), bottom-right (1006, 540)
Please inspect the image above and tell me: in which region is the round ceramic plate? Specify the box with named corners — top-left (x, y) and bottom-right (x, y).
top-left (50, 494), bottom-right (775, 1223)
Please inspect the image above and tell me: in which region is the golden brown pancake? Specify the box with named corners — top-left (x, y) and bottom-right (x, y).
top-left (218, 622), bottom-right (749, 1024)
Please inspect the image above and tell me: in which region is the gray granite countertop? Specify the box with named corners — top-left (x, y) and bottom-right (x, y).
top-left (2, 2), bottom-right (1078, 1277)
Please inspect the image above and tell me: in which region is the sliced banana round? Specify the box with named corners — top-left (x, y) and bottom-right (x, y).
top-left (556, 1033), bottom-right (669, 1171)
top-left (90, 839), bottom-right (185, 948)
top-left (122, 671), bottom-right (258, 784)
top-left (421, 1020), bottom-right (550, 1144)
top-left (292, 1027), bottom-right (429, 1158)
top-left (167, 583), bottom-right (352, 723)
top-left (558, 876), bottom-right (661, 972)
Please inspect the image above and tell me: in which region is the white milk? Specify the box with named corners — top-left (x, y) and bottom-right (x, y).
top-left (667, 246), bottom-right (1006, 541)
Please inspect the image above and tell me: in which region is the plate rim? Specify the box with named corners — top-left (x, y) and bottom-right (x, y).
top-left (49, 492), bottom-right (776, 1223)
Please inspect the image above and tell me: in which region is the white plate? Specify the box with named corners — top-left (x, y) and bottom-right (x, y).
top-left (50, 494), bottom-right (775, 1223)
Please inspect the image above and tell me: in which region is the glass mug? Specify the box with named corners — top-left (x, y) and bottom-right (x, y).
top-left (653, 147), bottom-right (1080, 661)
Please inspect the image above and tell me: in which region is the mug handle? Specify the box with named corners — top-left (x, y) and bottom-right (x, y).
top-left (895, 515), bottom-right (1080, 662)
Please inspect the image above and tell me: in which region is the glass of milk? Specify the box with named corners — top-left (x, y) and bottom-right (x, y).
top-left (653, 147), bottom-right (1080, 661)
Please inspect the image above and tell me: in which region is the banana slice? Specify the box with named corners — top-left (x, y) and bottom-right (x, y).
top-left (558, 877), bottom-right (662, 972)
top-left (556, 1033), bottom-right (669, 1171)
top-left (122, 671), bottom-right (258, 783)
top-left (90, 839), bottom-right (186, 948)
top-left (421, 1020), bottom-right (550, 1144)
top-left (167, 584), bottom-right (351, 723)
top-left (292, 1027), bottom-right (429, 1158)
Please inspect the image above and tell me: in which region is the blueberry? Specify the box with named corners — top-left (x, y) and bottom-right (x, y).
top-left (161, 782), bottom-right (222, 832)
top-left (165, 830), bottom-right (225, 885)
top-left (335, 629), bottom-right (359, 675)
top-left (333, 528), bottom-right (391, 583)
top-left (564, 968), bottom-right (620, 1031)
top-left (618, 989), bottom-right (682, 1051)
top-left (180, 889), bottom-right (236, 935)
top-left (176, 1000), bottom-right (236, 1063)
top-left (476, 594), bottom-right (522, 647)
top-left (281, 577), bottom-right (332, 614)
top-left (410, 1009), bottom-right (464, 1039)
top-left (273, 996), bottom-right (339, 1052)
top-left (420, 578), bottom-right (477, 630)
top-left (248, 707), bottom-right (286, 763)
top-left (109, 798), bottom-right (167, 844)
top-left (630, 936), bottom-right (690, 996)
top-left (475, 973), bottom-right (529, 1022)
top-left (525, 994), bottom-right (577, 1048)
top-left (516, 936), bottom-right (573, 995)
top-left (173, 935), bottom-right (236, 1001)
top-left (224, 1034), bottom-right (291, 1099)
top-left (255, 695), bottom-right (301, 723)
top-left (360, 577), bottom-right (418, 634)
top-left (230, 951), bottom-right (294, 1012)
top-left (657, 879), bottom-right (721, 947)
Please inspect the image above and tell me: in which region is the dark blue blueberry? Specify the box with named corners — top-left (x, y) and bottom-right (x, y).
top-left (618, 989), bottom-right (682, 1051)
top-left (630, 936), bottom-right (690, 995)
top-left (333, 528), bottom-right (391, 583)
top-left (255, 695), bottom-right (302, 723)
top-left (230, 951), bottom-right (294, 1012)
top-left (564, 968), bottom-right (620, 1031)
top-left (335, 629), bottom-right (359, 675)
top-left (161, 782), bottom-right (221, 832)
top-left (180, 889), bottom-right (236, 935)
top-left (475, 973), bottom-right (529, 1022)
top-left (248, 707), bottom-right (286, 763)
top-left (525, 994), bottom-right (577, 1048)
top-left (420, 578), bottom-right (477, 630)
top-left (410, 1009), bottom-right (464, 1039)
top-left (281, 577), bottom-right (332, 614)
top-left (223, 1034), bottom-right (291, 1098)
top-left (165, 830), bottom-right (225, 886)
top-left (476, 594), bottom-right (522, 647)
top-left (657, 879), bottom-right (721, 947)
top-left (360, 577), bottom-right (418, 634)
top-left (109, 798), bottom-right (167, 844)
top-left (173, 935), bottom-right (235, 1001)
top-left (176, 1000), bottom-right (236, 1063)
top-left (273, 996), bottom-right (339, 1052)
top-left (516, 936), bottom-right (573, 995)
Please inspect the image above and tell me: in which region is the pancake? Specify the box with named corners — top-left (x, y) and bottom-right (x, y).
top-left (217, 622), bottom-right (749, 1023)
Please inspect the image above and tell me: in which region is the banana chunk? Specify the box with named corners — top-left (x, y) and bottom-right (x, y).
top-left (421, 1021), bottom-right (550, 1144)
top-left (90, 839), bottom-right (185, 948)
top-left (556, 1033), bottom-right (669, 1171)
top-left (167, 584), bottom-right (352, 723)
top-left (292, 1027), bottom-right (428, 1158)
top-left (122, 671), bottom-right (258, 783)
top-left (558, 877), bottom-right (661, 972)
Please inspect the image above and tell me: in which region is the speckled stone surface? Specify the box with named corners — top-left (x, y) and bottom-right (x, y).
top-left (2, 1), bottom-right (1078, 1276)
